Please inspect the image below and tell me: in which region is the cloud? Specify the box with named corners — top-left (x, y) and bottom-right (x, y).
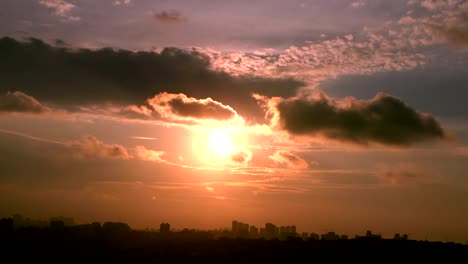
top-left (119, 105), bottom-right (153, 119)
top-left (201, 30), bottom-right (427, 86)
top-left (350, 1), bottom-right (366, 8)
top-left (376, 162), bottom-right (436, 185)
top-left (38, 0), bottom-right (80, 21)
top-left (400, 1), bottom-right (468, 48)
top-left (255, 90), bottom-right (446, 146)
top-left (229, 149), bottom-right (252, 166)
top-left (67, 136), bottom-right (131, 160)
top-left (134, 145), bottom-right (165, 162)
top-left (0, 91), bottom-right (50, 114)
top-left (113, 0), bottom-right (131, 6)
top-left (154, 10), bottom-right (186, 23)
top-left (130, 136), bottom-right (157, 140)
top-left (0, 37), bottom-right (303, 121)
top-left (147, 92), bottom-right (238, 121)
top-left (420, 0), bottom-right (456, 11)
top-left (205, 186), bottom-right (214, 192)
top-left (428, 16), bottom-right (468, 48)
top-left (269, 150), bottom-right (308, 169)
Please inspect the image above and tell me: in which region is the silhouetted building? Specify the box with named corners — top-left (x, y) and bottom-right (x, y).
top-left (102, 222), bottom-right (131, 233)
top-left (265, 223), bottom-right (279, 239)
top-left (50, 216), bottom-right (75, 226)
top-left (160, 222), bottom-right (170, 233)
top-left (232, 220), bottom-right (249, 238)
top-left (321, 232), bottom-right (339, 240)
top-left (50, 220), bottom-right (65, 229)
top-left (356, 230), bottom-right (381, 240)
top-left (250, 225), bottom-right (259, 238)
top-left (394, 233), bottom-right (409, 240)
top-left (310, 233), bottom-right (320, 240)
top-left (279, 225), bottom-right (297, 240)
top-left (301, 232), bottom-right (309, 240)
top-left (232, 220), bottom-right (238, 234)
top-left (0, 218), bottom-right (13, 233)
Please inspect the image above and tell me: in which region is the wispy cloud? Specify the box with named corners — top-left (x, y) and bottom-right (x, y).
top-left (38, 0), bottom-right (80, 21)
top-left (269, 150), bottom-right (309, 169)
top-left (350, 0), bottom-right (366, 8)
top-left (153, 10), bottom-right (186, 23)
top-left (375, 162), bottom-right (440, 185)
top-left (130, 136), bottom-right (158, 140)
top-left (0, 128), bottom-right (64, 145)
top-left (134, 145), bottom-right (165, 162)
top-left (113, 0), bottom-right (131, 6)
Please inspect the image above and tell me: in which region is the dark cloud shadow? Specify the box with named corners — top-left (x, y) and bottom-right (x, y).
top-left (256, 90), bottom-right (446, 146)
top-left (0, 37), bottom-right (304, 121)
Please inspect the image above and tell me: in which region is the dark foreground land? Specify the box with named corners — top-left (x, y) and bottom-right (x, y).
top-left (1, 225), bottom-right (467, 262)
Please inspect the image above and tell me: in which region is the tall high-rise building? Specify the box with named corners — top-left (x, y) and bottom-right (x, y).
top-left (291, 225), bottom-right (296, 234)
top-left (232, 220), bottom-right (238, 234)
top-left (265, 223), bottom-right (278, 239)
top-left (160, 222), bottom-right (170, 233)
top-left (249, 225), bottom-right (259, 238)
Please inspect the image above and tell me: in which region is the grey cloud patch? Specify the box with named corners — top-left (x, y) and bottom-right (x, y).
top-left (67, 136), bottom-right (131, 160)
top-left (147, 92), bottom-right (237, 121)
top-left (0, 37), bottom-right (303, 121)
top-left (0, 91), bottom-right (50, 114)
top-left (269, 150), bottom-right (308, 169)
top-left (430, 23), bottom-right (468, 48)
top-left (257, 90), bottom-right (446, 146)
top-left (154, 10), bottom-right (186, 23)
top-left (230, 149), bottom-right (252, 165)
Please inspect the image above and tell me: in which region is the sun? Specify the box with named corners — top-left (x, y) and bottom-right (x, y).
top-left (207, 130), bottom-right (234, 158)
top-left (191, 127), bottom-right (249, 165)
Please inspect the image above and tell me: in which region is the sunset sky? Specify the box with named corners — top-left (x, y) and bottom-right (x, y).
top-left (1, 0), bottom-right (468, 242)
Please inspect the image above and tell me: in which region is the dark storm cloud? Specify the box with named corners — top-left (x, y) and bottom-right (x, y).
top-left (0, 37), bottom-right (303, 120)
top-left (257, 91), bottom-right (446, 146)
top-left (154, 10), bottom-right (186, 23)
top-left (0, 91), bottom-right (50, 114)
top-left (147, 92), bottom-right (237, 121)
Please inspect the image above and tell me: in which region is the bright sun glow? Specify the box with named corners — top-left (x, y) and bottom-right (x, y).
top-left (208, 130), bottom-right (233, 158)
top-left (191, 127), bottom-right (249, 166)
